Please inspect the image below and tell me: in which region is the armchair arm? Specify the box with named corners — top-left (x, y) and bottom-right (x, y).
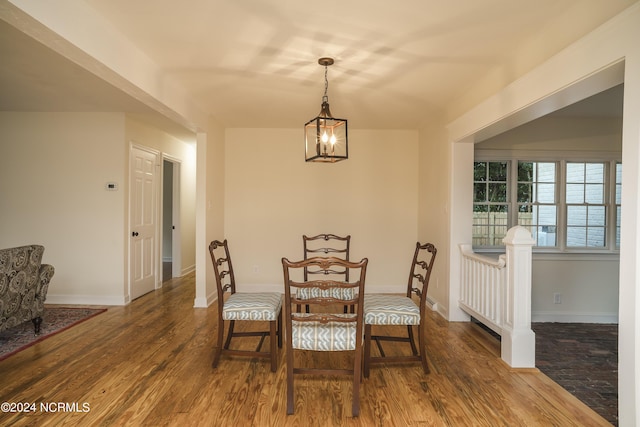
top-left (35, 264), bottom-right (55, 308)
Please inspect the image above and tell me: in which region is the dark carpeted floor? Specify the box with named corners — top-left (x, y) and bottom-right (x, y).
top-left (532, 323), bottom-right (618, 426)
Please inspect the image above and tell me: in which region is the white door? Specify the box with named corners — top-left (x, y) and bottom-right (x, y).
top-left (130, 146), bottom-right (159, 300)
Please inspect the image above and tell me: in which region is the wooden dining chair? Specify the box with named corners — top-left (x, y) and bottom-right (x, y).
top-left (208, 239), bottom-right (282, 372)
top-left (281, 256), bottom-right (368, 417)
top-left (299, 234), bottom-right (351, 313)
top-left (303, 234), bottom-right (351, 280)
top-left (363, 242), bottom-right (437, 377)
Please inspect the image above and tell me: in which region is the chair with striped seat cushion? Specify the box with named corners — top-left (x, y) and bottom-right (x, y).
top-left (209, 240), bottom-right (282, 372)
top-left (290, 313), bottom-right (358, 351)
top-left (363, 242), bottom-right (437, 377)
top-left (282, 256), bottom-right (368, 417)
top-left (364, 294), bottom-right (421, 325)
top-left (298, 233), bottom-right (351, 313)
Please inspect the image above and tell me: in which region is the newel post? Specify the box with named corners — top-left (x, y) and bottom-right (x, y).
top-left (501, 226), bottom-right (536, 368)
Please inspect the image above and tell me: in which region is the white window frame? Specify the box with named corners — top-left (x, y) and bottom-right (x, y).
top-left (474, 149), bottom-right (621, 254)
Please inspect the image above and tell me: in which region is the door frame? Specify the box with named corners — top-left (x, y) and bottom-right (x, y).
top-left (162, 154), bottom-right (182, 281)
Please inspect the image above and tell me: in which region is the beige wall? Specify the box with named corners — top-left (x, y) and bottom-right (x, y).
top-left (222, 128), bottom-right (419, 293)
top-left (418, 120), bottom-right (451, 313)
top-left (0, 112), bottom-right (196, 305)
top-left (195, 118), bottom-right (226, 307)
top-left (0, 112), bottom-right (128, 304)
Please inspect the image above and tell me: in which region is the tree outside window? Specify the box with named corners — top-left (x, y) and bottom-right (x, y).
top-left (473, 161), bottom-right (508, 246)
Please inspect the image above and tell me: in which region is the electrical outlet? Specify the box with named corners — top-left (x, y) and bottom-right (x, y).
top-left (553, 293), bottom-right (562, 304)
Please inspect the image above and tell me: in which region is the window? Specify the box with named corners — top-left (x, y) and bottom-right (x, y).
top-left (518, 162), bottom-right (557, 247)
top-left (473, 162), bottom-right (508, 246)
top-left (566, 162), bottom-right (606, 248)
top-left (473, 158), bottom-right (621, 252)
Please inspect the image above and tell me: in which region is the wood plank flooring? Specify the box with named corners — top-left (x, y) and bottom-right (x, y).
top-left (0, 272), bottom-right (612, 426)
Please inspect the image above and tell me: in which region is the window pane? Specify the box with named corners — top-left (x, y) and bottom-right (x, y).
top-left (518, 162), bottom-right (533, 181)
top-left (517, 206), bottom-right (532, 223)
top-left (587, 227), bottom-right (605, 247)
top-left (535, 225), bottom-right (557, 246)
top-left (616, 163), bottom-right (622, 249)
top-left (489, 162), bottom-right (508, 181)
top-left (567, 163), bottom-right (584, 182)
top-left (616, 163), bottom-right (622, 204)
top-left (537, 183), bottom-right (555, 203)
top-left (537, 163), bottom-right (555, 182)
top-left (566, 184), bottom-right (584, 203)
top-left (474, 162), bottom-right (487, 181)
top-left (473, 198), bottom-right (508, 246)
top-left (585, 163), bottom-right (604, 183)
top-left (588, 206), bottom-right (606, 227)
top-left (473, 204), bottom-right (488, 213)
top-left (517, 183), bottom-right (531, 203)
top-left (488, 183), bottom-right (507, 202)
top-left (567, 206), bottom-right (587, 226)
top-left (567, 226), bottom-right (587, 246)
top-left (617, 206), bottom-right (621, 248)
top-left (490, 204), bottom-right (508, 213)
top-left (474, 183), bottom-right (486, 202)
top-left (538, 205), bottom-right (557, 226)
top-left (585, 183), bottom-right (604, 203)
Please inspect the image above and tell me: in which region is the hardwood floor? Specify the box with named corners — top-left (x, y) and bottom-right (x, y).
top-left (0, 272), bottom-right (612, 426)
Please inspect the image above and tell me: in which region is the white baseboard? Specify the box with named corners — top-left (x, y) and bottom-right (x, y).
top-left (45, 294), bottom-right (127, 306)
top-left (181, 264), bottom-right (195, 276)
top-left (532, 311), bottom-right (618, 323)
top-left (193, 289), bottom-right (218, 308)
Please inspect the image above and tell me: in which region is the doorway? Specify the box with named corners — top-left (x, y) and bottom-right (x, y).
top-left (162, 156), bottom-right (181, 283)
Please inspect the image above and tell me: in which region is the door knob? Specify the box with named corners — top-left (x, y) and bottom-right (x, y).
top-left (132, 231), bottom-right (139, 237)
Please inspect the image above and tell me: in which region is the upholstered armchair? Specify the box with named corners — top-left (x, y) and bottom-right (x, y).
top-left (0, 245), bottom-right (55, 334)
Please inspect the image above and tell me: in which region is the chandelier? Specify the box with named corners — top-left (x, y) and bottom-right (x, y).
top-left (304, 57), bottom-right (348, 162)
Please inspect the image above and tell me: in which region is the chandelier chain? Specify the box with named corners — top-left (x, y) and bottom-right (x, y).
top-left (323, 65), bottom-right (329, 103)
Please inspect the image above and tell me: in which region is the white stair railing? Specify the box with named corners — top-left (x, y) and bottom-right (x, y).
top-left (459, 246), bottom-right (506, 336)
top-left (459, 226), bottom-right (536, 368)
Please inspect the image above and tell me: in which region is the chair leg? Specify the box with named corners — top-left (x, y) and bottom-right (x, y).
top-left (407, 325), bottom-right (419, 355)
top-left (418, 323), bottom-right (430, 374)
top-left (32, 316), bottom-right (42, 335)
top-left (212, 318), bottom-right (224, 368)
top-left (286, 345), bottom-right (295, 414)
top-left (277, 310), bottom-right (283, 348)
top-left (224, 320), bottom-right (235, 349)
top-left (363, 324), bottom-right (372, 378)
top-left (270, 319), bottom-right (277, 372)
top-left (353, 347), bottom-right (362, 417)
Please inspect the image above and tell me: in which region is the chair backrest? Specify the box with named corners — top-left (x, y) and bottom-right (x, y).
top-left (282, 257), bottom-right (368, 345)
top-left (406, 242), bottom-right (437, 310)
top-left (208, 240), bottom-right (237, 308)
top-left (302, 234), bottom-right (351, 281)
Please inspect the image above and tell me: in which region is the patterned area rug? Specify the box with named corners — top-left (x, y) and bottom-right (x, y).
top-left (0, 307), bottom-right (107, 362)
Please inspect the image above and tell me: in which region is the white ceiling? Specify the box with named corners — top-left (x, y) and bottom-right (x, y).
top-left (0, 0), bottom-right (634, 139)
